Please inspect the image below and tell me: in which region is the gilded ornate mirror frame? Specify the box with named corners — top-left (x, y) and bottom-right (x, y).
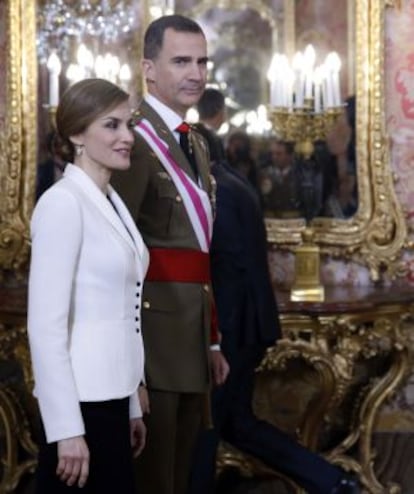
top-left (0, 0), bottom-right (37, 272)
top-left (0, 0), bottom-right (406, 280)
top-left (265, 0), bottom-right (406, 280)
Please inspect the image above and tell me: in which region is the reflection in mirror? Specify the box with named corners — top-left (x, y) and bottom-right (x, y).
top-left (35, 0), bottom-right (143, 200)
top-left (192, 7), bottom-right (275, 112)
top-left (178, 0), bottom-right (357, 221)
top-left (178, 0), bottom-right (282, 132)
top-left (0, 0), bottom-right (405, 276)
top-left (259, 96), bottom-right (357, 221)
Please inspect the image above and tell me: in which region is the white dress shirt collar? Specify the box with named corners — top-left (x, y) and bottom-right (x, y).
top-left (144, 94), bottom-right (183, 141)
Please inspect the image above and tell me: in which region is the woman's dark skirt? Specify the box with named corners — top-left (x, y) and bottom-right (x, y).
top-left (35, 398), bottom-right (136, 493)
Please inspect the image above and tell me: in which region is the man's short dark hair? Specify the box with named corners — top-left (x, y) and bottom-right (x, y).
top-left (197, 88), bottom-right (225, 120)
top-left (269, 137), bottom-right (295, 155)
top-left (144, 15), bottom-right (204, 60)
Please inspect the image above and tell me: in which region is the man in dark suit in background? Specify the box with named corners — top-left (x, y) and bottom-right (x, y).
top-left (189, 88), bottom-right (361, 494)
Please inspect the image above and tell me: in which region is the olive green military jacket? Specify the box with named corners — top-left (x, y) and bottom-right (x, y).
top-left (111, 100), bottom-right (215, 393)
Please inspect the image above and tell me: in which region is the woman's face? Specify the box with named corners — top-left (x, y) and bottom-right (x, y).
top-left (74, 100), bottom-right (134, 173)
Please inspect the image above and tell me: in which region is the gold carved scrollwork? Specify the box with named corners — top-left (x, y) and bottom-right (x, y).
top-left (0, 386), bottom-right (37, 493)
top-left (0, 320), bottom-right (37, 492)
top-left (219, 302), bottom-right (414, 494)
top-left (265, 0), bottom-right (407, 281)
top-left (0, 0), bottom-right (37, 272)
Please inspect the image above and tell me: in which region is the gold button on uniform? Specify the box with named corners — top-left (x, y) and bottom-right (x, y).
top-left (175, 195), bottom-right (182, 202)
top-left (143, 301), bottom-right (151, 309)
top-left (203, 284), bottom-right (209, 293)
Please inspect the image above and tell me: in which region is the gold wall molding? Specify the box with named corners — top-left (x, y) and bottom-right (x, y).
top-left (0, 0), bottom-right (37, 273)
top-left (265, 0), bottom-right (407, 281)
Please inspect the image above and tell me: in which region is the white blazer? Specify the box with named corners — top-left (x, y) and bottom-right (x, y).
top-left (28, 164), bottom-right (149, 443)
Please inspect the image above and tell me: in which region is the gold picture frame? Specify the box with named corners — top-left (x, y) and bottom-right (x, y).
top-left (0, 0), bottom-right (37, 272)
top-left (0, 0), bottom-right (407, 280)
top-left (265, 0), bottom-right (406, 280)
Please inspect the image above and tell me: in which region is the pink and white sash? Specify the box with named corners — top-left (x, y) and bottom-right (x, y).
top-left (135, 119), bottom-right (213, 253)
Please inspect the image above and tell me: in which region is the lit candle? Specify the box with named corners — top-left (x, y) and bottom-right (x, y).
top-left (323, 56), bottom-right (335, 108)
top-left (327, 52), bottom-right (342, 106)
top-left (285, 67), bottom-right (295, 110)
top-left (292, 51), bottom-right (304, 107)
top-left (120, 64), bottom-right (131, 82)
top-left (313, 67), bottom-right (323, 113)
top-left (94, 55), bottom-right (106, 78)
top-left (66, 63), bottom-right (85, 83)
top-left (303, 44), bottom-right (316, 100)
top-left (47, 52), bottom-right (61, 107)
top-left (279, 55), bottom-right (289, 107)
top-left (267, 53), bottom-right (280, 107)
top-left (77, 43), bottom-right (94, 75)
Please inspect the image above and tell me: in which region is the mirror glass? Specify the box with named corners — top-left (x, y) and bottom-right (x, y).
top-left (178, 0), bottom-right (357, 222)
top-left (0, 0), bottom-right (406, 276)
top-left (35, 0), bottom-right (143, 201)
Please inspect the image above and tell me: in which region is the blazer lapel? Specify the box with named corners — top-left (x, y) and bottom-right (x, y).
top-left (138, 100), bottom-right (198, 182)
top-left (107, 186), bottom-right (148, 265)
top-left (64, 165), bottom-right (137, 254)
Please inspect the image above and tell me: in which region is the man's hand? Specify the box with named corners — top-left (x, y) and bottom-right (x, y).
top-left (130, 417), bottom-right (146, 457)
top-left (57, 436), bottom-right (90, 488)
top-left (210, 350), bottom-right (229, 386)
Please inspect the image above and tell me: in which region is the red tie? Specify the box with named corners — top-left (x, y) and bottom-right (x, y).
top-left (176, 122), bottom-right (198, 176)
top-left (176, 121), bottom-right (191, 134)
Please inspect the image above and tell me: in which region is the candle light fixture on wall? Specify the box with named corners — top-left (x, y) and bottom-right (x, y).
top-left (267, 44), bottom-right (343, 159)
top-left (267, 44), bottom-right (344, 302)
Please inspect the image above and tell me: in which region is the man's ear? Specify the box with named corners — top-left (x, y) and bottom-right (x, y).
top-left (142, 59), bottom-right (155, 83)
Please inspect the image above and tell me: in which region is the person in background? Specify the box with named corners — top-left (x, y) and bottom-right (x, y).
top-left (226, 130), bottom-right (260, 193)
top-left (194, 87), bottom-right (226, 162)
top-left (324, 95), bottom-right (357, 218)
top-left (35, 130), bottom-right (66, 201)
top-left (111, 15), bottom-right (229, 494)
top-left (189, 87), bottom-right (362, 494)
top-left (27, 78), bottom-right (148, 493)
top-left (260, 138), bottom-right (303, 218)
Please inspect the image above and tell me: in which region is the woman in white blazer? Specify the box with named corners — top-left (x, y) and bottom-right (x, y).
top-left (28, 79), bottom-right (149, 493)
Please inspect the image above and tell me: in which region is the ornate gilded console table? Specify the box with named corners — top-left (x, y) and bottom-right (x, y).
top-left (0, 282), bottom-right (37, 494)
top-left (218, 284), bottom-right (414, 494)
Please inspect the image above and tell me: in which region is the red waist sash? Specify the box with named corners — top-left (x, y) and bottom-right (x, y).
top-left (145, 248), bottom-right (219, 344)
top-left (146, 248), bottom-right (210, 283)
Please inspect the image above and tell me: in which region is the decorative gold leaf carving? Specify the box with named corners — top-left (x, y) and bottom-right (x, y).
top-left (0, 0), bottom-right (37, 272)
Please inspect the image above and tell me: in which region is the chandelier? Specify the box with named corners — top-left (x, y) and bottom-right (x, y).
top-left (37, 0), bottom-right (137, 64)
top-left (37, 0), bottom-right (138, 107)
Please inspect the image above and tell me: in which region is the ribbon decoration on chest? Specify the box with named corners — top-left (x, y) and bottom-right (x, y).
top-left (135, 119), bottom-right (213, 253)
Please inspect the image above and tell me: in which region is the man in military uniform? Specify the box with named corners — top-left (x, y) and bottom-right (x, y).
top-left (111, 14), bottom-right (228, 494)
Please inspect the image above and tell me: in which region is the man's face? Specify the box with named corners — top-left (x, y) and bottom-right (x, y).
top-left (143, 28), bottom-right (208, 117)
top-left (270, 143), bottom-right (292, 170)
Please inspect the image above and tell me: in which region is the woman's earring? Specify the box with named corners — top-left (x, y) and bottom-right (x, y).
top-left (75, 144), bottom-right (84, 157)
